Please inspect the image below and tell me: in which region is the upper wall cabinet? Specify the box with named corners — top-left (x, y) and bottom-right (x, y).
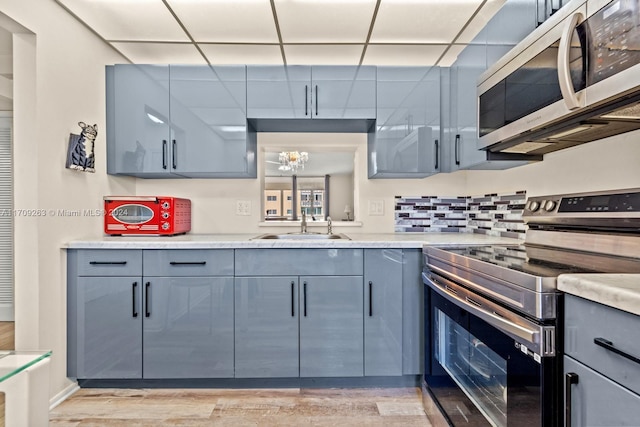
top-left (106, 64), bottom-right (256, 178)
top-left (247, 65), bottom-right (376, 121)
top-left (368, 67), bottom-right (440, 178)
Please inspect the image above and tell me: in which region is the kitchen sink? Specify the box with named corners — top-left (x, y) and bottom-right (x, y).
top-left (252, 232), bottom-right (351, 240)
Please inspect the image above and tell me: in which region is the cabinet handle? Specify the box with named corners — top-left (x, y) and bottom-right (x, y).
top-left (172, 139), bottom-right (177, 169)
top-left (303, 281), bottom-right (307, 317)
top-left (291, 281), bottom-right (295, 317)
top-left (169, 261), bottom-right (207, 266)
top-left (145, 282), bottom-right (151, 318)
top-left (162, 140), bottom-right (168, 169)
top-left (315, 85), bottom-right (318, 116)
top-left (434, 139), bottom-right (439, 170)
top-left (89, 261), bottom-right (127, 265)
top-left (594, 337), bottom-right (640, 365)
top-left (565, 372), bottom-right (579, 427)
top-left (455, 134), bottom-right (461, 166)
top-left (305, 85), bottom-right (308, 116)
top-left (369, 281), bottom-right (373, 317)
top-left (132, 282), bottom-right (138, 318)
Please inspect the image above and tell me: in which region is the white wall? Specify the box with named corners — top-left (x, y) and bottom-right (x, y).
top-left (3, 0), bottom-right (133, 401)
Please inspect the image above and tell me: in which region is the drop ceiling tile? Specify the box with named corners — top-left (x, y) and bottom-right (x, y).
top-left (284, 45), bottom-right (364, 65)
top-left (274, 0), bottom-right (377, 43)
top-left (371, 0), bottom-right (484, 43)
top-left (362, 44), bottom-right (447, 66)
top-left (167, 0), bottom-right (279, 43)
top-left (57, 0), bottom-right (189, 42)
top-left (456, 0), bottom-right (506, 44)
top-left (200, 44), bottom-right (284, 65)
top-left (111, 43), bottom-right (206, 64)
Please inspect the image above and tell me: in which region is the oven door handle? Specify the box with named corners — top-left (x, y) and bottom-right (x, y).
top-left (424, 273), bottom-right (538, 344)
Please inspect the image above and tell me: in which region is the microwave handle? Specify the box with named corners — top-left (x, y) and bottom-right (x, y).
top-left (558, 11), bottom-right (584, 110)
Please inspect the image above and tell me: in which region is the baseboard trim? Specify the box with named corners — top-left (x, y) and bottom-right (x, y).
top-left (50, 381), bottom-right (80, 410)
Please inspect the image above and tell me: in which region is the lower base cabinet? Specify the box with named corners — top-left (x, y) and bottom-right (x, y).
top-left (143, 277), bottom-right (234, 378)
top-left (300, 276), bottom-right (364, 377)
top-left (76, 276), bottom-right (143, 379)
top-left (234, 276), bottom-right (300, 378)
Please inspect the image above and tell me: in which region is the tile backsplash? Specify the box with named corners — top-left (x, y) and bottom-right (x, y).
top-left (394, 191), bottom-right (527, 239)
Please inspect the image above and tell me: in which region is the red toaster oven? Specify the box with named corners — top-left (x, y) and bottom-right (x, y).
top-left (104, 196), bottom-right (191, 235)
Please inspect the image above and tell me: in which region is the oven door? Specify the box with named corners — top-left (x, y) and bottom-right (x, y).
top-left (423, 272), bottom-right (560, 427)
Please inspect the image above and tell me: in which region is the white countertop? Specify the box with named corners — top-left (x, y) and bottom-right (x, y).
top-left (65, 232), bottom-right (520, 249)
top-left (558, 274), bottom-right (640, 316)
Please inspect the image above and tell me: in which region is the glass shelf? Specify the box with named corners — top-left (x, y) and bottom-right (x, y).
top-left (0, 351), bottom-right (52, 383)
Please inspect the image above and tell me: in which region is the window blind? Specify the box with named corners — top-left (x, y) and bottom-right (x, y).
top-left (0, 116), bottom-right (13, 321)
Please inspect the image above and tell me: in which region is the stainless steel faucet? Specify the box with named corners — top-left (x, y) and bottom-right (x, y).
top-left (327, 216), bottom-right (332, 235)
top-left (301, 211), bottom-right (307, 233)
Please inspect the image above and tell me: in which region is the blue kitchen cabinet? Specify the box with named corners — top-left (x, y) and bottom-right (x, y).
top-left (106, 64), bottom-right (256, 178)
top-left (67, 249), bottom-right (144, 380)
top-left (364, 249), bottom-right (403, 376)
top-left (234, 276), bottom-right (300, 378)
top-left (73, 276), bottom-right (143, 379)
top-left (369, 67), bottom-right (440, 178)
top-left (299, 275), bottom-right (364, 377)
top-left (247, 65), bottom-right (376, 120)
top-left (142, 276), bottom-right (235, 378)
top-left (402, 249), bottom-right (424, 375)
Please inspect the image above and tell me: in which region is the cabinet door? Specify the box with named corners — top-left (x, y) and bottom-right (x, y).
top-left (247, 65), bottom-right (311, 119)
top-left (108, 65), bottom-right (172, 177)
top-left (235, 276), bottom-right (299, 378)
top-left (565, 356), bottom-right (640, 426)
top-left (169, 65), bottom-right (255, 178)
top-left (364, 249), bottom-right (403, 376)
top-left (311, 66), bottom-right (376, 119)
top-left (75, 277), bottom-right (142, 379)
top-left (142, 277), bottom-right (234, 378)
top-left (299, 276), bottom-right (363, 377)
top-left (369, 67), bottom-right (440, 178)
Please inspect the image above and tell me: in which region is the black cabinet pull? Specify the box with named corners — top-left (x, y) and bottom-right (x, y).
top-left (305, 85), bottom-right (308, 116)
top-left (565, 372), bottom-right (579, 427)
top-left (169, 261), bottom-right (207, 266)
top-left (303, 281), bottom-right (307, 317)
top-left (145, 282), bottom-right (151, 318)
top-left (594, 337), bottom-right (640, 365)
top-left (455, 134), bottom-right (461, 166)
top-left (89, 261), bottom-right (127, 265)
top-left (369, 281), bottom-right (373, 317)
top-left (132, 282), bottom-right (138, 318)
top-left (162, 140), bottom-right (168, 169)
top-left (434, 139), bottom-right (439, 170)
top-left (291, 281), bottom-right (295, 317)
top-left (315, 85), bottom-right (318, 116)
top-left (172, 139), bottom-right (177, 169)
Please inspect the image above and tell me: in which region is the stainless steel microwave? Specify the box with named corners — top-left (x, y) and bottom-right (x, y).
top-left (478, 0), bottom-right (640, 155)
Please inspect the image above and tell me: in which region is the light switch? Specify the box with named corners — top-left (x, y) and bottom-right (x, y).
top-left (368, 200), bottom-right (384, 216)
top-left (236, 200), bottom-right (251, 216)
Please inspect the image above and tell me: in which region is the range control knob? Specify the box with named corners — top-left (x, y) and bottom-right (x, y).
top-left (161, 201), bottom-right (170, 209)
top-left (527, 201), bottom-right (540, 212)
top-left (162, 212), bottom-right (170, 219)
top-left (161, 222), bottom-right (170, 230)
top-left (544, 200), bottom-right (557, 212)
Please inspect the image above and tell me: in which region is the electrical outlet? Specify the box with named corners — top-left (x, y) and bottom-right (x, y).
top-left (368, 200), bottom-right (384, 216)
top-left (236, 200), bottom-right (251, 216)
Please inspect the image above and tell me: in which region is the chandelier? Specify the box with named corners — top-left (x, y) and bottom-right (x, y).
top-left (278, 151), bottom-right (308, 172)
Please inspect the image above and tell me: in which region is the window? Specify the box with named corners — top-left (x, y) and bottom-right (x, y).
top-left (266, 209), bottom-right (278, 215)
top-left (287, 195), bottom-right (292, 201)
top-left (267, 195), bottom-right (277, 201)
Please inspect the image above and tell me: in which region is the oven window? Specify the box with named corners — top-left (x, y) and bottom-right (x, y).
top-left (435, 307), bottom-right (507, 427)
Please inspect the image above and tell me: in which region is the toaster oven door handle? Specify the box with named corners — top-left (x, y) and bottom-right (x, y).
top-left (424, 273), bottom-right (538, 344)
top-left (103, 196), bottom-right (160, 202)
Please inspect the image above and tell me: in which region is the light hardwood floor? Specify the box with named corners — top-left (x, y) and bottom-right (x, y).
top-left (0, 322), bottom-right (14, 350)
top-left (50, 387), bottom-right (432, 426)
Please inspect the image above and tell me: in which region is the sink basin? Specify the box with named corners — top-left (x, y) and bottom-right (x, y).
top-left (253, 232), bottom-right (350, 240)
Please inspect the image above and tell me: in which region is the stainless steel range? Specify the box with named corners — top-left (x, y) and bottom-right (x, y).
top-left (422, 188), bottom-right (640, 427)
